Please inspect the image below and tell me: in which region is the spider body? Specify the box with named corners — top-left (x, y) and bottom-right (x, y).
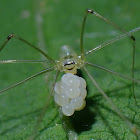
top-left (0, 9), bottom-right (140, 139)
top-left (55, 46), bottom-right (84, 74)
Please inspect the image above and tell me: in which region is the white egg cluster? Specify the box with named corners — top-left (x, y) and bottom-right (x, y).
top-left (54, 73), bottom-right (87, 116)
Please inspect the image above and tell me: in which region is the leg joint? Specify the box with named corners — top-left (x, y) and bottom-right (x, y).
top-left (131, 35), bottom-right (135, 41)
top-left (7, 34), bottom-right (14, 40)
top-left (86, 9), bottom-right (94, 14)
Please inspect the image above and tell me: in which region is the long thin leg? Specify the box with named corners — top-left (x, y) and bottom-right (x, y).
top-left (85, 9), bottom-right (138, 105)
top-left (0, 34), bottom-right (55, 64)
top-left (0, 60), bottom-right (50, 64)
top-left (29, 70), bottom-right (59, 140)
top-left (87, 9), bottom-right (135, 39)
top-left (80, 9), bottom-right (139, 58)
top-left (85, 62), bottom-right (140, 84)
top-left (85, 27), bottom-right (140, 55)
top-left (0, 67), bottom-right (54, 94)
top-left (83, 67), bottom-right (140, 137)
top-left (0, 39), bottom-right (9, 52)
top-left (86, 61), bottom-right (138, 105)
top-left (80, 11), bottom-right (88, 59)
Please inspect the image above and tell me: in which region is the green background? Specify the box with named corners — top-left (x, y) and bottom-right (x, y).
top-left (0, 0), bottom-right (140, 140)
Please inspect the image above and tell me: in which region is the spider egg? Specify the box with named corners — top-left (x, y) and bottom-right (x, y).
top-left (62, 104), bottom-right (75, 116)
top-left (54, 93), bottom-right (69, 106)
top-left (54, 73), bottom-right (87, 116)
top-left (62, 73), bottom-right (80, 87)
top-left (70, 96), bottom-right (85, 110)
top-left (77, 76), bottom-right (86, 88)
top-left (79, 87), bottom-right (87, 98)
top-left (54, 81), bottom-right (68, 94)
top-left (65, 85), bottom-right (80, 98)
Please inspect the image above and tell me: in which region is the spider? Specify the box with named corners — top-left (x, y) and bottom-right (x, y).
top-left (0, 9), bottom-right (140, 140)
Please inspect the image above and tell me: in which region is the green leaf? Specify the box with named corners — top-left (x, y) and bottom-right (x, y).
top-left (0, 0), bottom-right (140, 140)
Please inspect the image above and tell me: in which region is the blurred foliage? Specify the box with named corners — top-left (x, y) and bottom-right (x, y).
top-left (0, 0), bottom-right (140, 139)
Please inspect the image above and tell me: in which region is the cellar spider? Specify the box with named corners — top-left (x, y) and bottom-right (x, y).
top-left (0, 9), bottom-right (140, 139)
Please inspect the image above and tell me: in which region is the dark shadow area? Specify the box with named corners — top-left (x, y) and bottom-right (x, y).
top-left (69, 97), bottom-right (97, 134)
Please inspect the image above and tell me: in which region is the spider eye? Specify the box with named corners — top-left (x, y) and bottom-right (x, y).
top-left (64, 61), bottom-right (75, 66)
